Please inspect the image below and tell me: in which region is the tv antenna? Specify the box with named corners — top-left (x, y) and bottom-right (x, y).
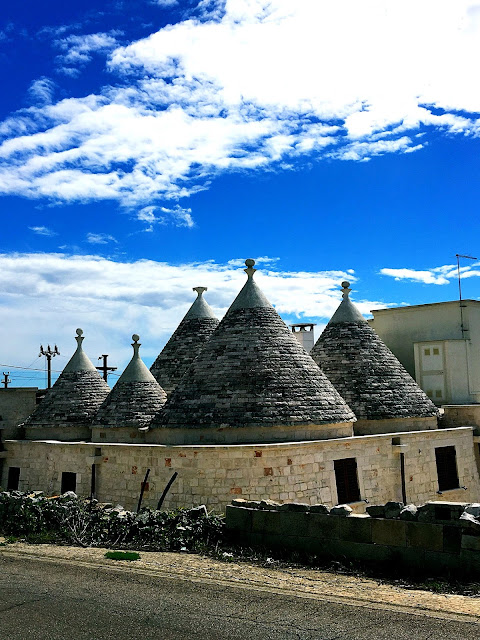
top-left (456, 254), bottom-right (477, 338)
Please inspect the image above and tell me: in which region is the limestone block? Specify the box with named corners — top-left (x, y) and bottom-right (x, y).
top-left (399, 505), bottom-right (418, 521)
top-left (330, 504), bottom-right (353, 517)
top-left (309, 504), bottom-right (329, 514)
top-left (278, 502), bottom-right (310, 512)
top-left (464, 503), bottom-right (480, 518)
top-left (459, 512), bottom-right (480, 532)
top-left (371, 519), bottom-right (406, 547)
top-left (258, 499), bottom-right (280, 510)
top-left (384, 501), bottom-right (404, 519)
top-left (366, 505), bottom-right (385, 518)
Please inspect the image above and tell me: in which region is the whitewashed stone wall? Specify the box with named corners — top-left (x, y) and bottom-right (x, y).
top-left (2, 427), bottom-right (479, 513)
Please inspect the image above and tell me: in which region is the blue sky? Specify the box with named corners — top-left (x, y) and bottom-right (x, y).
top-left (1, 0), bottom-right (480, 387)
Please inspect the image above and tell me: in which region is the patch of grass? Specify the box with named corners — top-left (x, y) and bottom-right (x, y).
top-left (104, 551), bottom-right (141, 561)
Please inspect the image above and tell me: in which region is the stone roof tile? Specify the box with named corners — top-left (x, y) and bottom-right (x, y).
top-left (95, 334), bottom-right (167, 429)
top-left (152, 261), bottom-right (355, 430)
top-left (310, 282), bottom-right (439, 421)
top-left (24, 329), bottom-right (110, 429)
top-left (150, 287), bottom-right (219, 395)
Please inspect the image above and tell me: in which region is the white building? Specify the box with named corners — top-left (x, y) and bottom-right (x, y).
top-left (369, 300), bottom-right (480, 406)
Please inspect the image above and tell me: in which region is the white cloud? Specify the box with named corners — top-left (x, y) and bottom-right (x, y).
top-left (136, 204), bottom-right (195, 229)
top-left (380, 263), bottom-right (480, 285)
top-left (28, 226), bottom-right (57, 237)
top-left (159, 205), bottom-right (194, 227)
top-left (227, 256), bottom-right (279, 267)
top-left (0, 252), bottom-right (385, 383)
top-left (28, 78), bottom-right (56, 106)
top-left (153, 0), bottom-right (179, 6)
top-left (54, 31), bottom-right (122, 74)
top-left (86, 233), bottom-right (118, 244)
top-left (0, 1), bottom-right (480, 207)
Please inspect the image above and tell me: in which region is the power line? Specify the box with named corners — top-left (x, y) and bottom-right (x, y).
top-left (0, 363), bottom-right (64, 373)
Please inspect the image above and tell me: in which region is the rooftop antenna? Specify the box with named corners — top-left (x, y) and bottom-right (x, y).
top-left (456, 253), bottom-right (477, 339)
top-left (39, 344), bottom-right (60, 389)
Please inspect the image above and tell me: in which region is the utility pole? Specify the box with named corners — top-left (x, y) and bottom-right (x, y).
top-left (456, 254), bottom-right (477, 338)
top-left (96, 355), bottom-right (117, 382)
top-left (39, 344), bottom-right (60, 389)
top-left (2, 372), bottom-right (10, 388)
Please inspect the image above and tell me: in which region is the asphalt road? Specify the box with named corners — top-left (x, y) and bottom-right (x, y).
top-left (0, 555), bottom-right (477, 640)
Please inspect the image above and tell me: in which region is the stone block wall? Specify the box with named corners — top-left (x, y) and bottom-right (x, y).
top-left (1, 427), bottom-right (479, 512)
top-left (0, 388), bottom-right (38, 440)
top-left (442, 405), bottom-right (480, 434)
top-left (226, 501), bottom-right (480, 577)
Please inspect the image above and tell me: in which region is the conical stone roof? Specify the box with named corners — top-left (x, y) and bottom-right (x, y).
top-left (310, 282), bottom-right (439, 421)
top-left (95, 334), bottom-right (167, 429)
top-left (152, 260), bottom-right (355, 431)
top-left (24, 329), bottom-right (110, 430)
top-left (150, 287), bottom-right (219, 395)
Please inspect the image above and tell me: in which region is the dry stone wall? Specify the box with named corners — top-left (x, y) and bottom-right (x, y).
top-left (226, 500), bottom-right (480, 577)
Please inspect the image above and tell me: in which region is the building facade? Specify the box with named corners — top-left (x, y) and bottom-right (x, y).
top-left (369, 300), bottom-right (480, 405)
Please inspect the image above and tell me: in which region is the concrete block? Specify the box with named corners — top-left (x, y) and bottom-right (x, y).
top-left (306, 513), bottom-right (338, 540)
top-left (252, 510), bottom-right (309, 537)
top-left (337, 515), bottom-right (372, 544)
top-left (225, 505), bottom-right (253, 533)
top-left (443, 526), bottom-right (462, 554)
top-left (459, 549), bottom-right (480, 573)
top-left (424, 551), bottom-right (462, 575)
top-left (406, 522), bottom-right (443, 551)
top-left (461, 534), bottom-right (480, 552)
top-left (371, 518), bottom-right (406, 547)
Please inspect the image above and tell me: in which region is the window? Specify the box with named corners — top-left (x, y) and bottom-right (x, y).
top-left (433, 348), bottom-right (440, 356)
top-left (61, 472), bottom-right (77, 494)
top-left (7, 467), bottom-right (20, 491)
top-left (435, 390), bottom-right (443, 398)
top-left (435, 446), bottom-right (459, 492)
top-left (424, 348), bottom-right (431, 356)
top-left (334, 458), bottom-right (361, 503)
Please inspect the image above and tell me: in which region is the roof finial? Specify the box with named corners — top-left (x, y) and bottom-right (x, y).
top-left (75, 328), bottom-right (84, 348)
top-left (132, 333), bottom-right (140, 357)
top-left (193, 286), bottom-right (207, 297)
top-left (341, 281), bottom-right (351, 299)
top-left (244, 258), bottom-right (256, 279)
